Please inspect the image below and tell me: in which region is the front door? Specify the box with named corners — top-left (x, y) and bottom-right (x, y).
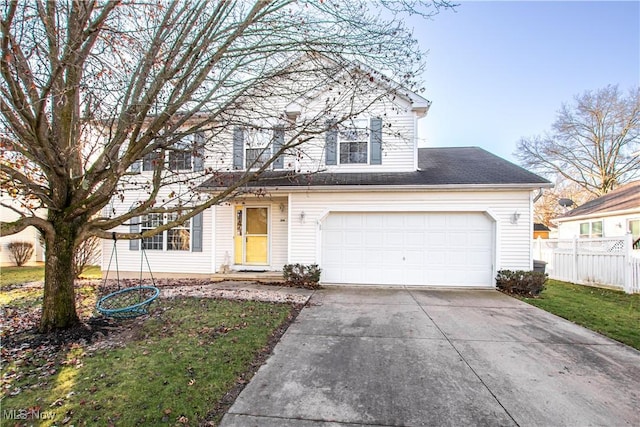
top-left (234, 206), bottom-right (269, 265)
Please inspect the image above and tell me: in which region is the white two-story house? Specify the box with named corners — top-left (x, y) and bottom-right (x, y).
top-left (103, 66), bottom-right (551, 288)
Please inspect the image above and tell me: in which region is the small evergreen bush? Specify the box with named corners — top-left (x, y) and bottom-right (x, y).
top-left (282, 263), bottom-right (321, 289)
top-left (496, 270), bottom-right (547, 296)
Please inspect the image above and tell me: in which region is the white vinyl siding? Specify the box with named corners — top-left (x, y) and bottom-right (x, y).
top-left (101, 188), bottom-right (213, 275)
top-left (558, 212), bottom-right (640, 240)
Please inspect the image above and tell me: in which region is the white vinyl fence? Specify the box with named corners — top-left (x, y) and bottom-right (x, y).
top-left (533, 234), bottom-right (640, 294)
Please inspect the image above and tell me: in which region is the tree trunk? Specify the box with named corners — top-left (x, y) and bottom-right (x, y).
top-left (40, 218), bottom-right (80, 332)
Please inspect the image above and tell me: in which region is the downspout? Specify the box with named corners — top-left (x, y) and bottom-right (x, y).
top-left (533, 188), bottom-right (544, 203)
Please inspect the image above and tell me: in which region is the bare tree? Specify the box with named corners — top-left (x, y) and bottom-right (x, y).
top-left (0, 1), bottom-right (451, 331)
top-left (533, 177), bottom-right (593, 227)
top-left (516, 85), bottom-right (640, 197)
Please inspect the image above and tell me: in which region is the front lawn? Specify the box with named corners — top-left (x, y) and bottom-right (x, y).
top-left (520, 279), bottom-right (640, 350)
top-left (1, 272), bottom-right (300, 426)
top-left (0, 265), bottom-right (101, 289)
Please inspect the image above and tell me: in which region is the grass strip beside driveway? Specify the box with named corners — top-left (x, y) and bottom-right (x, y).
top-left (520, 279), bottom-right (640, 350)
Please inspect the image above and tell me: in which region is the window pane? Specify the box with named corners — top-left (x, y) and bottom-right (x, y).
top-left (169, 150), bottom-right (191, 170)
top-left (143, 151), bottom-right (163, 171)
top-left (142, 214), bottom-right (163, 250)
top-left (339, 121), bottom-right (368, 164)
top-left (246, 208), bottom-right (267, 234)
top-left (591, 221), bottom-right (603, 237)
top-left (579, 222), bottom-right (589, 237)
top-left (166, 213), bottom-right (190, 251)
top-left (167, 228), bottom-right (190, 250)
top-left (629, 220), bottom-right (640, 239)
top-left (246, 148), bottom-right (270, 169)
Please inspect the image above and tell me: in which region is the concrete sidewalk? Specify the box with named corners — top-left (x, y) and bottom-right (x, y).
top-left (220, 288), bottom-right (640, 426)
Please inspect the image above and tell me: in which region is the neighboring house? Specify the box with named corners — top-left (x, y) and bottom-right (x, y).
top-left (0, 198), bottom-right (45, 266)
top-left (555, 181), bottom-right (640, 247)
top-left (533, 223), bottom-right (551, 239)
top-left (104, 71), bottom-right (551, 287)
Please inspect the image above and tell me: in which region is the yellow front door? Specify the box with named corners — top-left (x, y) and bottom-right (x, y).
top-left (234, 206), bottom-right (269, 265)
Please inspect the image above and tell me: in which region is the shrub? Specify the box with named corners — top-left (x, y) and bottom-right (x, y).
top-left (282, 263), bottom-right (321, 289)
top-left (73, 236), bottom-right (101, 279)
top-left (7, 241), bottom-right (34, 267)
top-left (496, 269), bottom-right (547, 296)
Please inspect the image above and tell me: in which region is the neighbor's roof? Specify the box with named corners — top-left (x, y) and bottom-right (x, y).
top-left (200, 147), bottom-right (551, 191)
top-left (534, 223), bottom-right (551, 232)
top-left (558, 181), bottom-right (640, 220)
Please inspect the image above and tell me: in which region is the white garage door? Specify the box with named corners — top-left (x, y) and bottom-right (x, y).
top-left (321, 212), bottom-right (494, 286)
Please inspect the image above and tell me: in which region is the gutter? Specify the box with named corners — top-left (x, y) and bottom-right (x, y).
top-left (200, 182), bottom-right (554, 194)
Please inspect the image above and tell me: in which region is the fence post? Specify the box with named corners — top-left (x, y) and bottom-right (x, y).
top-left (572, 236), bottom-right (578, 283)
top-left (624, 233), bottom-right (632, 294)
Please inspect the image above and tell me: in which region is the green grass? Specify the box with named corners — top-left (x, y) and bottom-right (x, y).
top-left (520, 279), bottom-right (640, 350)
top-left (0, 265), bottom-right (101, 289)
top-left (1, 297), bottom-right (295, 426)
top-left (0, 265), bottom-right (46, 288)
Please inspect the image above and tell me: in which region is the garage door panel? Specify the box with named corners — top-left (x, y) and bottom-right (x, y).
top-left (405, 231), bottom-right (425, 247)
top-left (321, 212), bottom-right (493, 287)
top-left (384, 230), bottom-right (404, 246)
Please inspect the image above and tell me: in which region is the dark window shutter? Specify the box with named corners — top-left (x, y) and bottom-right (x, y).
top-left (325, 120), bottom-right (337, 165)
top-left (192, 212), bottom-right (203, 252)
top-left (233, 127), bottom-right (244, 170)
top-left (370, 117), bottom-right (382, 165)
top-left (273, 127), bottom-right (285, 169)
top-left (130, 217), bottom-right (140, 250)
top-left (193, 132), bottom-right (205, 172)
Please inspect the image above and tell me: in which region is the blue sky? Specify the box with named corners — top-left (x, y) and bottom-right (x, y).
top-left (407, 1), bottom-right (640, 162)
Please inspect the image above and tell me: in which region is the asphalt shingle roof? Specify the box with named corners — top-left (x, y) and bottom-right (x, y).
top-left (200, 147), bottom-right (550, 190)
top-left (560, 181), bottom-right (640, 218)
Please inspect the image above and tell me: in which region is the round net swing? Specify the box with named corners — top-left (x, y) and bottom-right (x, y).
top-left (97, 233), bottom-right (160, 319)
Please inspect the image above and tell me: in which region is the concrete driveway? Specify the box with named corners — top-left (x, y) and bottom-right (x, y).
top-left (220, 288), bottom-right (640, 427)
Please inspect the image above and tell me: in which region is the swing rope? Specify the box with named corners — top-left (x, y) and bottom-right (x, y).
top-left (96, 232), bottom-right (160, 319)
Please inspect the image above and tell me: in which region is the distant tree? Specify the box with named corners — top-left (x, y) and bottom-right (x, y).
top-left (533, 178), bottom-right (592, 227)
top-left (516, 85), bottom-right (640, 197)
top-left (0, 1), bottom-right (452, 332)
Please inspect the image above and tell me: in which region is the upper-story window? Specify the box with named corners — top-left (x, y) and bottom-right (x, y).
top-left (133, 132), bottom-right (204, 173)
top-left (579, 220), bottom-right (603, 238)
top-left (233, 126), bottom-right (284, 170)
top-left (245, 128), bottom-right (272, 169)
top-left (169, 140), bottom-right (192, 171)
top-left (325, 117), bottom-right (382, 166)
top-left (142, 150), bottom-right (162, 172)
top-left (339, 119), bottom-right (369, 164)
